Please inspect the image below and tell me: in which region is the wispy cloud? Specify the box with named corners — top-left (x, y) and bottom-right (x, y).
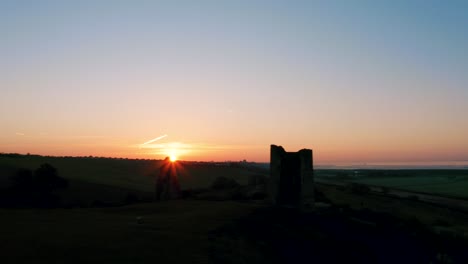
top-left (15, 132), bottom-right (25, 136)
top-left (72, 135), bottom-right (106, 139)
top-left (140, 134), bottom-right (168, 148)
top-left (139, 141), bottom-right (263, 153)
top-left (134, 140), bottom-right (266, 160)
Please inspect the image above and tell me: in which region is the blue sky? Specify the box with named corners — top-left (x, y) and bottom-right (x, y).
top-left (1, 0), bottom-right (467, 162)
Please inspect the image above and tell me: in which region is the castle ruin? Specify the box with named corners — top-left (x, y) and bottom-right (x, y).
top-left (270, 145), bottom-right (314, 207)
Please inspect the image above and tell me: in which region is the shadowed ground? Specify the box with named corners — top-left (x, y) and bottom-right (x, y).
top-left (2, 199), bottom-right (468, 264)
top-left (0, 201), bottom-right (261, 264)
top-left (211, 206), bottom-right (468, 264)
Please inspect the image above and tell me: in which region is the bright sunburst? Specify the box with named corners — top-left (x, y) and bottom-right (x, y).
top-left (170, 154), bottom-right (178, 162)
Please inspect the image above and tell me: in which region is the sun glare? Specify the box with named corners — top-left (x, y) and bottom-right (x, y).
top-left (170, 154), bottom-right (178, 162)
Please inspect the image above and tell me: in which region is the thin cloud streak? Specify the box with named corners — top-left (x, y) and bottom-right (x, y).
top-left (137, 141), bottom-right (268, 161)
top-left (140, 134), bottom-right (168, 148)
top-left (139, 142), bottom-right (263, 151)
top-left (138, 141), bottom-right (266, 159)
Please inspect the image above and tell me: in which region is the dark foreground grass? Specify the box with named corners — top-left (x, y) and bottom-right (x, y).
top-left (211, 206), bottom-right (468, 264)
top-left (0, 200), bottom-right (262, 264)
top-left (316, 183), bottom-right (468, 235)
top-left (2, 198), bottom-right (468, 264)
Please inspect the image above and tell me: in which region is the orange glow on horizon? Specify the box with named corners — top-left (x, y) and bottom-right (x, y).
top-left (3, 136), bottom-right (468, 164)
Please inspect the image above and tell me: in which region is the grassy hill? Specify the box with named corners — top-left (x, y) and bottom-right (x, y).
top-left (0, 154), bottom-right (266, 205)
top-left (2, 155), bottom-right (468, 263)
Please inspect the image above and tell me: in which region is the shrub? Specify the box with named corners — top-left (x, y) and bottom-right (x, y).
top-left (125, 193), bottom-right (140, 204)
top-left (335, 171), bottom-right (351, 179)
top-left (381, 186), bottom-right (390, 195)
top-left (9, 168), bottom-right (33, 191)
top-left (248, 174), bottom-right (268, 186)
top-left (5, 164), bottom-right (68, 208)
top-left (34, 163), bottom-right (68, 192)
top-left (348, 183), bottom-right (371, 194)
top-left (211, 176), bottom-right (240, 190)
top-left (314, 188), bottom-right (331, 203)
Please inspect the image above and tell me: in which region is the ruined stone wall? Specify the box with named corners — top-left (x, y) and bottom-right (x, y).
top-left (270, 145), bottom-right (313, 207)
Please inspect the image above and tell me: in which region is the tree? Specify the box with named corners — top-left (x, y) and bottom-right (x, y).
top-left (10, 168), bottom-right (33, 191)
top-left (34, 163), bottom-right (68, 192)
top-left (6, 164), bottom-right (68, 207)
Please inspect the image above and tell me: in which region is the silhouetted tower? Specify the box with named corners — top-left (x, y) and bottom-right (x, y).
top-left (155, 157), bottom-right (181, 201)
top-left (270, 145), bottom-right (313, 207)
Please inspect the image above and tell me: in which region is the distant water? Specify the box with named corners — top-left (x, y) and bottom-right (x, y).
top-left (315, 161), bottom-right (468, 170)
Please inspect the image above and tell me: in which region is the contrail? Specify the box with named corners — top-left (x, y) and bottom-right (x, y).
top-left (140, 134), bottom-right (168, 147)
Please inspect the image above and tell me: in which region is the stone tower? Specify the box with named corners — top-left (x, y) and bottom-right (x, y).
top-left (270, 145), bottom-right (313, 207)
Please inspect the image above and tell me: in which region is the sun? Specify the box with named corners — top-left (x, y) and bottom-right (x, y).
top-left (169, 154), bottom-right (178, 162)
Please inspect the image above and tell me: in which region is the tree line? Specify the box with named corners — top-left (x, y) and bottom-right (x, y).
top-left (1, 163), bottom-right (68, 208)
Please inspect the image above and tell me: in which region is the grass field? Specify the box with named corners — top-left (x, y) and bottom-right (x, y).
top-left (0, 200), bottom-right (263, 264)
top-left (2, 155), bottom-right (468, 263)
top-left (2, 155), bottom-right (468, 202)
top-left (0, 155), bottom-right (265, 205)
top-left (2, 196), bottom-right (468, 264)
top-left (316, 169), bottom-right (468, 199)
top-left (0, 155), bottom-right (260, 189)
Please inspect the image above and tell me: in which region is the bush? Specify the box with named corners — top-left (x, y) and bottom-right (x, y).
top-left (248, 174), bottom-right (268, 186)
top-left (124, 193), bottom-right (140, 204)
top-left (211, 176), bottom-right (240, 190)
top-left (348, 183), bottom-right (371, 194)
top-left (381, 186), bottom-right (390, 195)
top-left (181, 189), bottom-right (194, 199)
top-left (433, 218), bottom-right (451, 227)
top-left (9, 168), bottom-right (34, 192)
top-left (5, 163), bottom-right (68, 208)
top-left (34, 163), bottom-right (68, 191)
top-left (314, 188), bottom-right (331, 203)
top-left (335, 171), bottom-right (351, 179)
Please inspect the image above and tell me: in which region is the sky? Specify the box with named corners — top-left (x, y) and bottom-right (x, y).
top-left (1, 0), bottom-right (468, 163)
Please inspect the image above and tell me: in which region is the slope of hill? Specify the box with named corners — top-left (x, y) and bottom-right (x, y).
top-left (0, 154), bottom-right (266, 205)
